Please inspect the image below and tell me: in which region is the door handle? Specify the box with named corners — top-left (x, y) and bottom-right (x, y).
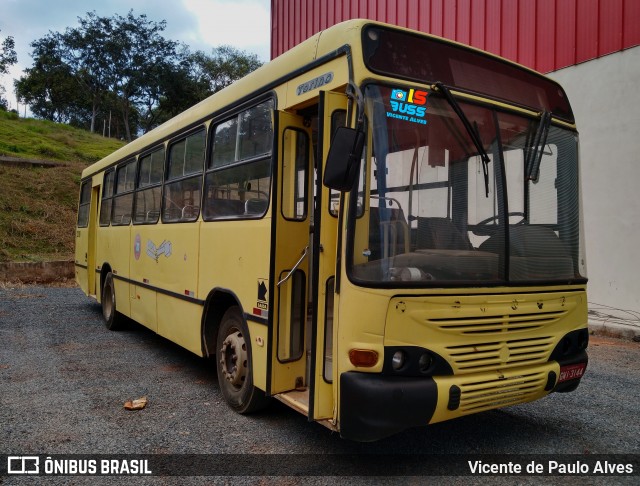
top-left (277, 246), bottom-right (309, 287)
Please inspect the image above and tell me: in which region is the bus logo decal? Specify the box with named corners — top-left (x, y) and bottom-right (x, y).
top-left (296, 72), bottom-right (334, 96)
top-left (146, 239), bottom-right (172, 262)
top-left (255, 279), bottom-right (268, 316)
top-left (134, 234), bottom-right (142, 260)
top-left (387, 87), bottom-right (428, 125)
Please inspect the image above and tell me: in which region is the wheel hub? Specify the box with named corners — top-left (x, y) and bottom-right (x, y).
top-left (219, 331), bottom-right (248, 388)
top-left (103, 289), bottom-right (113, 320)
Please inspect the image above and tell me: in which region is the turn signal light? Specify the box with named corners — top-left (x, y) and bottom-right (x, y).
top-left (348, 349), bottom-right (379, 367)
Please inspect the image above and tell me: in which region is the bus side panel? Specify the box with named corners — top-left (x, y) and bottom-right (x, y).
top-left (101, 225), bottom-right (132, 317)
top-left (157, 299), bottom-right (203, 355)
top-left (199, 218), bottom-right (272, 389)
top-left (155, 222), bottom-right (201, 353)
top-left (248, 321), bottom-right (268, 391)
top-left (130, 286), bottom-right (157, 333)
top-left (129, 225), bottom-right (164, 333)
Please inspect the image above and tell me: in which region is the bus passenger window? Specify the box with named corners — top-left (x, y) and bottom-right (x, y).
top-left (204, 99), bottom-right (274, 220)
top-left (162, 128), bottom-right (205, 222)
top-left (99, 170), bottom-right (115, 227)
top-left (134, 147), bottom-right (164, 224)
top-left (210, 118), bottom-right (238, 168)
top-left (111, 158), bottom-right (136, 226)
top-left (203, 160), bottom-right (271, 219)
top-left (281, 128), bottom-right (309, 221)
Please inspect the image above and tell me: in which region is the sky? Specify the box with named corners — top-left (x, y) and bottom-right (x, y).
top-left (0, 0), bottom-right (271, 111)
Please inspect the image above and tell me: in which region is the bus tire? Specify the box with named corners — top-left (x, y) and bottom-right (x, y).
top-left (102, 272), bottom-right (125, 331)
top-left (216, 306), bottom-right (270, 414)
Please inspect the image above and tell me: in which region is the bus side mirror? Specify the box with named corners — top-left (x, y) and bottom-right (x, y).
top-left (323, 126), bottom-right (365, 191)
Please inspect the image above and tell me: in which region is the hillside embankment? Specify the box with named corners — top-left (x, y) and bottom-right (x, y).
top-left (0, 109), bottom-right (124, 271)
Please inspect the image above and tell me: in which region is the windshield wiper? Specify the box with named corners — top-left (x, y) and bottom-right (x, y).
top-left (526, 110), bottom-right (551, 182)
top-left (434, 82), bottom-right (490, 197)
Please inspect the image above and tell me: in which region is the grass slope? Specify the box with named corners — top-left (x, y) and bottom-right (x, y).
top-left (0, 110), bottom-right (125, 262)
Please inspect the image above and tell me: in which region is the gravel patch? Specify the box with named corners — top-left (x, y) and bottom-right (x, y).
top-left (1, 286), bottom-right (638, 485)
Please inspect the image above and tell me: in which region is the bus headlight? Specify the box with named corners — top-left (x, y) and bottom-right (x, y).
top-left (418, 353), bottom-right (433, 373)
top-left (549, 328), bottom-right (589, 361)
top-left (383, 346), bottom-right (453, 376)
top-left (391, 350), bottom-right (406, 370)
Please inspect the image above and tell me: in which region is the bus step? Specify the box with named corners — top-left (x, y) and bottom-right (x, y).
top-left (275, 389), bottom-right (309, 415)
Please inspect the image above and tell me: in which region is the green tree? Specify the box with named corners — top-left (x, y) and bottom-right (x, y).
top-left (61, 13), bottom-right (115, 133)
top-left (17, 11), bottom-right (180, 140)
top-left (0, 30), bottom-right (18, 110)
top-left (151, 46), bottom-right (262, 129)
top-left (14, 33), bottom-right (85, 122)
top-left (15, 12), bottom-right (264, 138)
top-left (54, 11), bottom-right (180, 140)
top-left (15, 31), bottom-right (105, 125)
top-left (191, 45), bottom-right (262, 94)
top-left (99, 11), bottom-right (181, 140)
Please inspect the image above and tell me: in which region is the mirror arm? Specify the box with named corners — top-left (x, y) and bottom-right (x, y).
top-left (346, 81), bottom-right (365, 130)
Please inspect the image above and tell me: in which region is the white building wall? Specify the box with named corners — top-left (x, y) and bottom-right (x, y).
top-left (549, 46), bottom-right (640, 318)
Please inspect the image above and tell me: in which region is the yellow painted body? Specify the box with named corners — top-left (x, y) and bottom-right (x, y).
top-left (75, 19), bottom-right (587, 439)
top-left (335, 280), bottom-right (586, 424)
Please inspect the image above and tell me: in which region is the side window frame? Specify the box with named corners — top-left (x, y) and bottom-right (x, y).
top-left (77, 180), bottom-right (92, 228)
top-left (162, 126), bottom-right (206, 223)
top-left (99, 169), bottom-right (115, 227)
top-left (133, 146), bottom-right (165, 225)
top-left (203, 98), bottom-right (275, 221)
top-left (280, 127), bottom-right (310, 221)
top-left (111, 158), bottom-right (137, 226)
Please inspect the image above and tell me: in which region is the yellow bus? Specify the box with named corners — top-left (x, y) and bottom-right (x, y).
top-left (76, 19), bottom-right (588, 441)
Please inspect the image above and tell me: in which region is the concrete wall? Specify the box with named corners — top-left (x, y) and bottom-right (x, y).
top-left (0, 261), bottom-right (74, 283)
top-left (549, 46), bottom-right (640, 315)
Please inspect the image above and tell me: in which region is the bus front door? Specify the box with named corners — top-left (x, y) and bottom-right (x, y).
top-left (309, 90), bottom-right (350, 422)
top-left (271, 92), bottom-right (348, 425)
top-left (270, 111), bottom-right (314, 396)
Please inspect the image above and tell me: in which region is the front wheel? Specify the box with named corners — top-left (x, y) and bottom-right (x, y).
top-left (101, 272), bottom-right (125, 331)
top-left (216, 306), bottom-right (270, 413)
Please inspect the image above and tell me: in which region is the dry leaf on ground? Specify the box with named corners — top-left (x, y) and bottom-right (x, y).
top-left (123, 397), bottom-right (148, 411)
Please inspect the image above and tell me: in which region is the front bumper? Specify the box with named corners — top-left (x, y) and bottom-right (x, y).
top-left (339, 372), bottom-right (438, 442)
top-left (339, 351), bottom-right (587, 442)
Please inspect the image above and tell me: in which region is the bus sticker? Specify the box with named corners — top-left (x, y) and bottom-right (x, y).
top-left (146, 239), bottom-right (172, 262)
top-left (257, 279), bottom-right (268, 311)
top-left (387, 87), bottom-right (428, 125)
top-left (134, 234), bottom-right (142, 260)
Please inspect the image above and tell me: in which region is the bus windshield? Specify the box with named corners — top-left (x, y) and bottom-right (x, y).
top-left (348, 84), bottom-right (587, 286)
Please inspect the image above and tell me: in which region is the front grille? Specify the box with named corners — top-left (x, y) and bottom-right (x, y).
top-left (445, 336), bottom-right (555, 373)
top-left (389, 291), bottom-right (584, 377)
top-left (430, 310), bottom-right (566, 334)
top-left (458, 371), bottom-right (547, 413)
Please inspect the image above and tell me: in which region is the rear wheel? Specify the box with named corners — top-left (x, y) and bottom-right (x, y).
top-left (102, 272), bottom-right (125, 331)
top-left (216, 306), bottom-right (270, 413)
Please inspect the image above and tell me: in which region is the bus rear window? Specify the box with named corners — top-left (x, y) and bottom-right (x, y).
top-left (77, 180), bottom-right (91, 228)
top-left (362, 25), bottom-right (573, 122)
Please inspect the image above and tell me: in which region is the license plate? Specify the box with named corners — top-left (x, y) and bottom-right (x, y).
top-left (558, 363), bottom-right (587, 383)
